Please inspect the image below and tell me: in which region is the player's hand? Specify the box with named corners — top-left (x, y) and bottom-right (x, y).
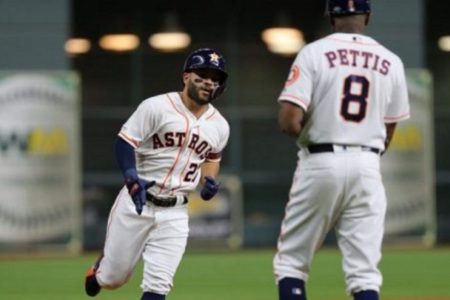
top-left (127, 179), bottom-right (155, 215)
top-left (124, 170), bottom-right (155, 215)
top-left (200, 176), bottom-right (219, 201)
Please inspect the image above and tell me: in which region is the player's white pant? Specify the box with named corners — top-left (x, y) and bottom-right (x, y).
top-left (96, 186), bottom-right (189, 295)
top-left (273, 149), bottom-right (386, 295)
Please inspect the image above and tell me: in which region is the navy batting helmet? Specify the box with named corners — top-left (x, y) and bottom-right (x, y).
top-left (327, 0), bottom-right (371, 16)
top-left (183, 48), bottom-right (228, 84)
top-left (183, 48), bottom-right (228, 100)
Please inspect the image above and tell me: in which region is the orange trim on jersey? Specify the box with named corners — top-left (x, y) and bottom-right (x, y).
top-left (279, 95), bottom-right (309, 111)
top-left (206, 109), bottom-right (217, 120)
top-left (158, 93), bottom-right (190, 195)
top-left (206, 157), bottom-right (221, 163)
top-left (173, 127), bottom-right (199, 193)
top-left (118, 131), bottom-right (139, 148)
top-left (205, 111), bottom-right (222, 162)
top-left (206, 152), bottom-right (221, 162)
top-left (384, 112), bottom-right (410, 123)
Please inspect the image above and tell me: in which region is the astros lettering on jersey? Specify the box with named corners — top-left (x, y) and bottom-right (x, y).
top-left (118, 92), bottom-right (230, 197)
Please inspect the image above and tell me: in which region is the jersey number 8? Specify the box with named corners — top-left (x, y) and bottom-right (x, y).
top-left (340, 75), bottom-right (369, 122)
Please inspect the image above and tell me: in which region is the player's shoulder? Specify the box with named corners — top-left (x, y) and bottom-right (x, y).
top-left (205, 105), bottom-right (230, 130)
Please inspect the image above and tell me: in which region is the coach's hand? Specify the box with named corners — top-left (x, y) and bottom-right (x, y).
top-left (200, 176), bottom-right (219, 201)
top-left (124, 170), bottom-right (155, 215)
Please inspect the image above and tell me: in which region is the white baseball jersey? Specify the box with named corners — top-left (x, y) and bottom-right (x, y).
top-left (118, 92), bottom-right (230, 197)
top-left (274, 33), bottom-right (411, 295)
top-left (279, 32), bottom-right (410, 151)
top-left (96, 92), bottom-right (229, 295)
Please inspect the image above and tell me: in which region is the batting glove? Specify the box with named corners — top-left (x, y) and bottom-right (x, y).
top-left (124, 169), bottom-right (155, 215)
top-left (200, 176), bottom-right (219, 201)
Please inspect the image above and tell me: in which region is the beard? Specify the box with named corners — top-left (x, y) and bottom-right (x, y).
top-left (187, 81), bottom-right (213, 106)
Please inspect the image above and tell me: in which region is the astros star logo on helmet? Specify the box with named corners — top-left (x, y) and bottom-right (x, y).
top-left (209, 53), bottom-right (220, 66)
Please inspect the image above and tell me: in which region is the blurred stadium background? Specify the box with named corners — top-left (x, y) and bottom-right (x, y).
top-left (0, 1), bottom-right (449, 297)
top-left (0, 0), bottom-right (450, 300)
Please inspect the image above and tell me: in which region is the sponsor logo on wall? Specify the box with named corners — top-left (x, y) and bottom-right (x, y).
top-left (0, 73), bottom-right (81, 246)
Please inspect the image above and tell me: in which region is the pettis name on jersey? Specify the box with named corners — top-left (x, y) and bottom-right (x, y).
top-left (325, 48), bottom-right (391, 75)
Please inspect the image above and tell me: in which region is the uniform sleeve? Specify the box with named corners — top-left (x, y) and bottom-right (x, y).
top-left (205, 120), bottom-right (230, 162)
top-left (384, 59), bottom-right (410, 123)
top-left (118, 99), bottom-right (160, 148)
top-left (278, 46), bottom-right (314, 111)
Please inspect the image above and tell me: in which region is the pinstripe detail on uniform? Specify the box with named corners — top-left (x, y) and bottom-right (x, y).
top-left (158, 93), bottom-right (190, 195)
top-left (205, 109), bottom-right (217, 120)
top-left (173, 126), bottom-right (199, 192)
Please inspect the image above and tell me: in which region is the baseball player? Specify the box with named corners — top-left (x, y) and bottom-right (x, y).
top-left (273, 1), bottom-right (410, 300)
top-left (84, 48), bottom-right (230, 300)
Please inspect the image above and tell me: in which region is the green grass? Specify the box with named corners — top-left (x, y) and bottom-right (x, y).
top-left (0, 248), bottom-right (449, 299)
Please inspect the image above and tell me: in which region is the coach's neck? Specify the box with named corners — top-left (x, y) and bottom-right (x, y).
top-left (332, 14), bottom-right (369, 34)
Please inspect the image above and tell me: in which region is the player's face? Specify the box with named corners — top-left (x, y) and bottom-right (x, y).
top-left (185, 69), bottom-right (221, 105)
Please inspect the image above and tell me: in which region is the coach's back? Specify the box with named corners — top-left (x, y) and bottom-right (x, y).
top-left (279, 32), bottom-right (409, 151)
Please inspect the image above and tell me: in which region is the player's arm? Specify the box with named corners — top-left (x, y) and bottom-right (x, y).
top-left (115, 136), bottom-right (138, 178)
top-left (384, 123), bottom-right (397, 153)
top-left (384, 59), bottom-right (409, 154)
top-left (278, 101), bottom-right (306, 137)
top-left (198, 160), bottom-right (221, 201)
top-left (115, 136), bottom-right (154, 214)
top-left (200, 160), bottom-right (220, 184)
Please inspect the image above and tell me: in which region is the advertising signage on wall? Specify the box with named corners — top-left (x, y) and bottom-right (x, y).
top-left (0, 72), bottom-right (82, 253)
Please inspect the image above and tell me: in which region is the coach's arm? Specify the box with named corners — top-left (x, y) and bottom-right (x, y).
top-left (278, 100), bottom-right (305, 137)
top-left (384, 123), bottom-right (397, 153)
